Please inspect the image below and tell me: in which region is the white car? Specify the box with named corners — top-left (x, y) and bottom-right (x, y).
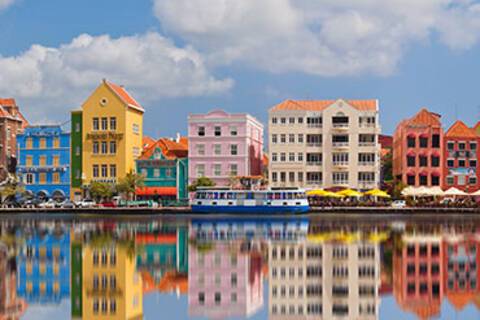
top-left (39, 199), bottom-right (56, 209)
top-left (77, 199), bottom-right (96, 208)
top-left (391, 200), bottom-right (407, 208)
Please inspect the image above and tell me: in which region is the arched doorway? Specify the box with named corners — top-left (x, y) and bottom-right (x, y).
top-left (51, 190), bottom-right (66, 202)
top-left (36, 190), bottom-right (50, 201)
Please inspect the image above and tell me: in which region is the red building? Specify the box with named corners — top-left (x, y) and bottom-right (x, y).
top-left (393, 109), bottom-right (443, 187)
top-left (393, 235), bottom-right (444, 319)
top-left (0, 98), bottom-right (28, 181)
top-left (442, 233), bottom-right (480, 312)
top-left (443, 121), bottom-right (480, 192)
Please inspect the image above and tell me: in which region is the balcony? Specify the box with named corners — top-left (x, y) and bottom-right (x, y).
top-left (332, 123), bottom-right (349, 131)
top-left (359, 161), bottom-right (375, 167)
top-left (306, 180), bottom-right (323, 186)
top-left (307, 161), bottom-right (323, 166)
top-left (359, 181), bottom-right (376, 189)
top-left (332, 142), bottom-right (349, 149)
top-left (307, 123), bottom-right (322, 128)
top-left (87, 287), bottom-right (123, 297)
top-left (333, 161), bottom-right (349, 169)
top-left (333, 180), bottom-right (349, 186)
top-left (307, 142), bottom-right (322, 147)
top-left (359, 142), bottom-right (376, 147)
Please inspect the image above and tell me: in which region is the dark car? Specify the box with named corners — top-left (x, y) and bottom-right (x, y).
top-left (61, 200), bottom-right (76, 209)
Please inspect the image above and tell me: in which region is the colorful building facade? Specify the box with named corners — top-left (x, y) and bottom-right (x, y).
top-left (188, 110), bottom-right (264, 187)
top-left (135, 137), bottom-right (188, 201)
top-left (70, 79), bottom-right (144, 200)
top-left (443, 121), bottom-right (480, 192)
top-left (0, 98), bottom-right (28, 181)
top-left (268, 99), bottom-right (381, 190)
top-left (16, 125), bottom-right (70, 200)
top-left (16, 228), bottom-right (71, 304)
top-left (393, 108), bottom-right (444, 187)
top-left (0, 243), bottom-right (26, 319)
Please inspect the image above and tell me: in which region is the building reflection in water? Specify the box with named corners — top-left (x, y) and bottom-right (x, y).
top-left (268, 226), bottom-right (381, 319)
top-left (70, 226), bottom-right (143, 320)
top-left (0, 240), bottom-right (26, 320)
top-left (188, 219), bottom-right (268, 318)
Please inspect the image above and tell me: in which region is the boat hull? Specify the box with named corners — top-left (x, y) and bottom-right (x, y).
top-left (191, 205), bottom-right (310, 214)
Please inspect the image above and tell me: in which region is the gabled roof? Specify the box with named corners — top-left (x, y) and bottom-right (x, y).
top-left (447, 292), bottom-right (475, 311)
top-left (270, 99), bottom-right (378, 112)
top-left (104, 80), bottom-right (144, 112)
top-left (0, 98), bottom-right (29, 127)
top-left (445, 120), bottom-right (477, 138)
top-left (0, 98), bottom-right (16, 106)
top-left (407, 108), bottom-right (442, 127)
top-left (142, 136), bottom-right (155, 150)
top-left (139, 137), bottom-right (188, 160)
top-left (473, 121), bottom-right (480, 133)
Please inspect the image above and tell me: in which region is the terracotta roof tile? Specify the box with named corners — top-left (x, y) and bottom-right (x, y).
top-left (446, 120), bottom-right (477, 138)
top-left (142, 136), bottom-right (155, 150)
top-left (106, 81), bottom-right (144, 112)
top-left (447, 292), bottom-right (475, 311)
top-left (0, 98), bottom-right (16, 106)
top-left (270, 99), bottom-right (378, 112)
top-left (139, 137), bottom-right (188, 160)
top-left (407, 108), bottom-right (442, 127)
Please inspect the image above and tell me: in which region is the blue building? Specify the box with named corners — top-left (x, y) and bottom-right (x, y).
top-left (16, 125), bottom-right (70, 200)
top-left (16, 227), bottom-right (70, 304)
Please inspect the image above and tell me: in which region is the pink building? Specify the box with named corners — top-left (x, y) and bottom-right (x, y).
top-left (188, 110), bottom-right (264, 186)
top-left (188, 242), bottom-right (263, 318)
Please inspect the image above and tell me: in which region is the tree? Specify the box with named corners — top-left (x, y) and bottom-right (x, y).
top-left (391, 180), bottom-right (407, 200)
top-left (0, 182), bottom-right (24, 202)
top-left (89, 181), bottom-right (114, 202)
top-left (188, 176), bottom-right (215, 192)
top-left (116, 170), bottom-right (144, 200)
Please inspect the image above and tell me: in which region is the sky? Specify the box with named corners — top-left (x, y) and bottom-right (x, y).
top-left (2, 0), bottom-right (480, 137)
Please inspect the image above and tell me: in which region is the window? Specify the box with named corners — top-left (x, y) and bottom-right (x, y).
top-left (272, 134), bottom-right (278, 144)
top-left (459, 142), bottom-right (466, 150)
top-left (280, 172), bottom-right (286, 182)
top-left (298, 134), bottom-right (304, 143)
top-left (93, 141), bottom-right (99, 154)
top-left (230, 144), bottom-right (238, 155)
top-left (53, 172), bottom-right (60, 184)
top-left (280, 117), bottom-right (286, 124)
top-left (93, 165), bottom-right (99, 178)
top-left (230, 164), bottom-right (238, 176)
top-left (289, 172), bottom-right (295, 182)
top-left (110, 141), bottom-right (116, 154)
top-left (153, 169), bottom-right (160, 177)
top-left (289, 134), bottom-right (295, 143)
top-left (458, 175), bottom-right (466, 185)
top-left (470, 160), bottom-right (477, 167)
top-left (419, 156), bottom-right (428, 167)
top-left (101, 165), bottom-right (108, 177)
top-left (459, 159), bottom-right (466, 167)
top-left (298, 153), bottom-right (303, 162)
top-left (53, 155), bottom-right (60, 167)
top-left (213, 144), bottom-right (221, 155)
top-left (272, 172), bottom-right (278, 182)
top-left (93, 299), bottom-right (99, 314)
top-left (446, 175), bottom-right (454, 185)
top-left (53, 137), bottom-right (60, 148)
top-left (407, 137), bottom-right (415, 148)
top-left (26, 155), bottom-right (33, 166)
top-left (333, 172), bottom-right (348, 185)
top-left (101, 117), bottom-right (108, 130)
top-left (39, 155), bottom-right (47, 166)
top-left (101, 141), bottom-right (108, 154)
top-left (230, 126), bottom-right (237, 136)
top-left (289, 153), bottom-right (295, 162)
top-left (198, 126), bottom-right (205, 136)
top-left (431, 156), bottom-right (440, 167)
top-left (432, 134), bottom-right (440, 148)
top-left (289, 117), bottom-right (295, 124)
top-left (110, 299), bottom-right (116, 314)
top-left (280, 153), bottom-right (286, 162)
top-left (280, 134), bottom-right (286, 143)
top-left (215, 292), bottom-right (221, 305)
top-left (272, 153), bottom-right (278, 162)
top-left (407, 156), bottom-right (415, 167)
top-left (196, 164), bottom-right (205, 177)
top-left (213, 164), bottom-right (221, 176)
top-left (469, 176), bottom-right (477, 185)
top-left (39, 173), bottom-right (46, 184)
top-left (298, 117), bottom-right (303, 124)
top-left (110, 165), bottom-right (117, 178)
top-left (298, 172), bottom-right (303, 182)
top-left (271, 117), bottom-right (277, 124)
top-left (40, 138), bottom-right (46, 149)
top-left (432, 175), bottom-right (440, 186)
top-left (132, 123), bottom-right (140, 135)
top-left (420, 175), bottom-right (428, 186)
top-left (101, 299), bottom-right (108, 314)
top-left (214, 126), bottom-right (222, 136)
top-left (447, 141), bottom-right (455, 150)
top-left (93, 118), bottom-right (99, 131)
top-left (25, 173), bottom-right (34, 184)
top-left (26, 137), bottom-right (33, 149)
top-left (110, 250), bottom-right (116, 266)
top-left (75, 122), bottom-right (80, 132)
top-left (197, 144), bottom-right (205, 155)
top-left (110, 117), bottom-right (116, 130)
top-left (447, 159), bottom-right (454, 167)
top-left (470, 141), bottom-right (477, 150)
top-left (420, 137), bottom-right (428, 148)
top-left (407, 175), bottom-right (415, 186)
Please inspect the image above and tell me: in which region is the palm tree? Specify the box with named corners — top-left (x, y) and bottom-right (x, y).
top-left (116, 170), bottom-right (144, 200)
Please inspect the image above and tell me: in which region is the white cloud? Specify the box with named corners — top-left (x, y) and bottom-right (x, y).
top-left (0, 32), bottom-right (233, 121)
top-left (153, 0), bottom-right (480, 76)
top-left (0, 0), bottom-right (15, 11)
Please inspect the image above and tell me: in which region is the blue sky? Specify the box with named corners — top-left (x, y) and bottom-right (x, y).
top-left (2, 0), bottom-right (480, 137)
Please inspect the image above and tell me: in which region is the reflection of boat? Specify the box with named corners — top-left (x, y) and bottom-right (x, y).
top-left (191, 189), bottom-right (309, 213)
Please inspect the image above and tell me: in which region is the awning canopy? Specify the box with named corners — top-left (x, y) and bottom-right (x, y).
top-left (135, 186), bottom-right (177, 196)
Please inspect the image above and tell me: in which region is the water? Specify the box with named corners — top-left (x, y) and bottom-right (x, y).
top-left (0, 213), bottom-right (479, 320)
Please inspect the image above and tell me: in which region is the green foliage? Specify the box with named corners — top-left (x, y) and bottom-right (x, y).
top-left (89, 181), bottom-right (114, 201)
top-left (116, 170), bottom-right (145, 200)
top-left (188, 176), bottom-right (215, 192)
top-left (0, 182), bottom-right (24, 201)
top-left (392, 180), bottom-right (407, 200)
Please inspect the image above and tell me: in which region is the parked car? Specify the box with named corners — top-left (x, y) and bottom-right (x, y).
top-left (2, 198), bottom-right (21, 208)
top-left (100, 201), bottom-right (117, 208)
top-left (23, 198), bottom-right (43, 208)
top-left (391, 200), bottom-right (407, 208)
top-left (39, 199), bottom-right (56, 209)
top-left (61, 200), bottom-right (76, 209)
top-left (77, 199), bottom-right (96, 208)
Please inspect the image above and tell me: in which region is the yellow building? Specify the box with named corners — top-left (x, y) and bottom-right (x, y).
top-left (71, 79), bottom-right (144, 199)
top-left (82, 244), bottom-right (143, 320)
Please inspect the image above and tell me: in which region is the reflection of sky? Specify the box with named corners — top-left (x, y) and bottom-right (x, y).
top-left (20, 299), bottom-right (70, 320)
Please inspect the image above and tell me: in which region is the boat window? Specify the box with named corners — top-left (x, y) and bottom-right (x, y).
top-left (286, 193), bottom-right (294, 200)
top-left (219, 192), bottom-right (226, 199)
top-left (237, 192), bottom-right (246, 200)
top-left (274, 193), bottom-right (281, 200)
top-left (255, 193), bottom-right (265, 200)
top-left (227, 193), bottom-right (235, 200)
top-left (247, 192), bottom-right (254, 200)
top-left (267, 193), bottom-right (273, 200)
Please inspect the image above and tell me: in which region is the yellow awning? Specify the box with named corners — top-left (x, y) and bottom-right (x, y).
top-left (337, 189), bottom-right (363, 197)
top-left (307, 189), bottom-right (344, 198)
top-left (364, 189), bottom-right (391, 198)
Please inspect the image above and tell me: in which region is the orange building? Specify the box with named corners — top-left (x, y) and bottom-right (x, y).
top-left (393, 109), bottom-right (443, 187)
top-left (443, 121), bottom-right (480, 192)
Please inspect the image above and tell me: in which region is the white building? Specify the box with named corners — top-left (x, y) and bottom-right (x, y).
top-left (268, 99), bottom-right (381, 190)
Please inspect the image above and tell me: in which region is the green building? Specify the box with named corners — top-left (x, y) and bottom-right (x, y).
top-left (135, 137), bottom-right (188, 202)
top-left (70, 110), bottom-right (83, 201)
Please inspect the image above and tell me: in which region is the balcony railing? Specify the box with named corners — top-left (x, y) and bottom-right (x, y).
top-left (306, 161), bottom-right (322, 166)
top-left (359, 161), bottom-right (375, 166)
top-left (307, 142), bottom-right (322, 147)
top-left (333, 161), bottom-right (349, 167)
top-left (359, 142), bottom-right (375, 147)
top-left (306, 180), bottom-right (323, 185)
top-left (332, 142), bottom-right (349, 148)
top-left (333, 180), bottom-right (349, 185)
top-left (307, 123), bottom-right (322, 128)
top-left (359, 123), bottom-right (376, 128)
top-left (333, 123), bottom-right (349, 129)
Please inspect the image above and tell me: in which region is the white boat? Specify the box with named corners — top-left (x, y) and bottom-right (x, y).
top-left (191, 189), bottom-right (310, 214)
